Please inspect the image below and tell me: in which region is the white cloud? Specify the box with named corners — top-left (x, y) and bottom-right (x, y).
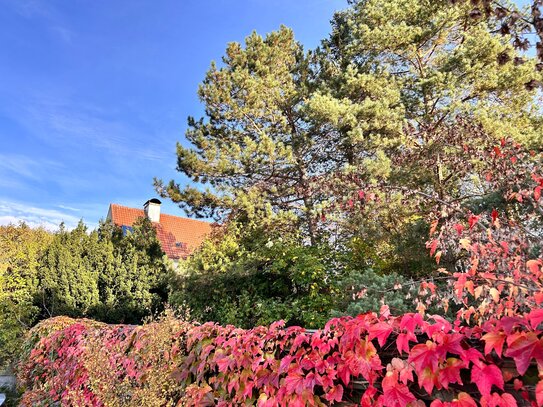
top-left (57, 204), bottom-right (80, 212)
top-left (0, 200), bottom-right (81, 230)
top-left (5, 0), bottom-right (74, 43)
top-left (0, 153), bottom-right (61, 180)
top-left (4, 0), bottom-right (54, 19)
top-left (20, 95), bottom-right (169, 161)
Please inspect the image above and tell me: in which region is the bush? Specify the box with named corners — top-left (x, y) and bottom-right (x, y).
top-left (0, 224), bottom-right (52, 368)
top-left (17, 309), bottom-right (543, 406)
top-left (170, 219), bottom-right (341, 329)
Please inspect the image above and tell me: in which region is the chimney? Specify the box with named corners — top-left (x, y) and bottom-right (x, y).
top-left (143, 198), bottom-right (161, 223)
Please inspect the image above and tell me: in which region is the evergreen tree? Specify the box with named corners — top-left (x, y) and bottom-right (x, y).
top-left (37, 218), bottom-right (171, 324)
top-left (157, 1), bottom-right (541, 252)
top-left (160, 0), bottom-right (543, 326)
top-left (95, 217), bottom-right (170, 323)
top-left (154, 26), bottom-right (399, 245)
top-left (0, 224), bottom-right (52, 367)
top-left (314, 0), bottom-right (543, 275)
top-left (37, 221), bottom-right (102, 317)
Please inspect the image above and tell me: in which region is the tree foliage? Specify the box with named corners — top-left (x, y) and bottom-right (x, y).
top-left (155, 27), bottom-right (326, 243)
top-left (317, 0), bottom-right (542, 274)
top-left (451, 0), bottom-right (543, 72)
top-left (170, 215), bottom-right (338, 329)
top-left (0, 217), bottom-right (172, 367)
top-left (17, 137), bottom-right (543, 405)
top-left (156, 0), bottom-right (543, 329)
top-left (0, 224), bottom-right (52, 368)
top-left (158, 0), bottom-right (542, 225)
top-left (37, 218), bottom-right (171, 324)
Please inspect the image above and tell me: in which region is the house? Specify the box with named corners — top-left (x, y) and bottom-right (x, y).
top-left (106, 199), bottom-right (213, 263)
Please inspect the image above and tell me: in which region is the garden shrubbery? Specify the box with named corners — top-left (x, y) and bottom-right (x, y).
top-left (17, 137), bottom-right (543, 405)
top-left (17, 307), bottom-right (543, 406)
top-left (7, 0), bottom-right (543, 404)
top-left (0, 218), bottom-right (171, 369)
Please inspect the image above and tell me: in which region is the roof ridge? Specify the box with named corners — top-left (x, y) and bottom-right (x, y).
top-left (110, 203), bottom-right (143, 210)
top-left (110, 203), bottom-right (212, 224)
top-left (108, 202), bottom-right (213, 259)
top-left (160, 212), bottom-right (213, 224)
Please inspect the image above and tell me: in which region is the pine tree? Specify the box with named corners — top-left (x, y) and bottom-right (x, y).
top-left (312, 0), bottom-right (543, 275)
top-left (154, 26), bottom-right (401, 245)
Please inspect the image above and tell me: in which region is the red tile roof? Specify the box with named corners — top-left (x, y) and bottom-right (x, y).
top-left (107, 203), bottom-right (213, 260)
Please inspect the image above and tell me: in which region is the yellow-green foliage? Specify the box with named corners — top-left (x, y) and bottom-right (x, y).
top-left (0, 224), bottom-right (52, 368)
top-left (170, 216), bottom-right (340, 329)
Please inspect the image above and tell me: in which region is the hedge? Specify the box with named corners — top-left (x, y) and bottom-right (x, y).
top-left (16, 310), bottom-right (543, 406)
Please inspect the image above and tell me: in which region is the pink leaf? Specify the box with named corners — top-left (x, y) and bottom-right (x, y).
top-left (471, 364), bottom-right (503, 397)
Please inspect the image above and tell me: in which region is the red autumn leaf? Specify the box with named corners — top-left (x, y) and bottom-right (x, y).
top-left (528, 309), bottom-right (543, 329)
top-left (429, 219), bottom-right (439, 236)
top-left (408, 341), bottom-right (440, 373)
top-left (360, 386), bottom-right (378, 407)
top-left (279, 355), bottom-right (294, 373)
top-left (368, 322), bottom-right (393, 347)
top-left (505, 332), bottom-right (543, 375)
top-left (453, 223), bottom-right (464, 235)
top-left (418, 367), bottom-right (439, 394)
top-left (391, 358), bottom-right (414, 384)
top-left (324, 384), bottom-right (343, 403)
top-left (292, 333), bottom-right (309, 348)
top-left (287, 394), bottom-right (307, 407)
top-left (400, 313), bottom-right (425, 332)
top-left (455, 392), bottom-right (478, 407)
top-left (480, 392), bottom-right (517, 407)
top-left (453, 273), bottom-right (468, 299)
top-left (535, 186), bottom-right (542, 201)
top-left (428, 239), bottom-right (438, 257)
top-left (435, 250), bottom-right (442, 264)
top-left (470, 363), bottom-right (504, 397)
top-left (216, 355), bottom-right (233, 372)
top-left (527, 259), bottom-right (542, 275)
top-left (481, 331), bottom-right (506, 357)
top-left (337, 363), bottom-right (351, 386)
top-left (242, 380), bottom-right (255, 398)
top-left (468, 214), bottom-right (480, 229)
top-left (438, 357), bottom-right (464, 389)
top-left (499, 316), bottom-right (527, 335)
top-left (491, 208), bottom-right (498, 224)
top-left (396, 332), bottom-right (416, 354)
top-left (426, 315), bottom-right (452, 337)
top-left (381, 371), bottom-right (417, 407)
top-left (536, 380), bottom-right (543, 407)
top-left (284, 371), bottom-right (306, 395)
top-left (380, 304), bottom-right (391, 319)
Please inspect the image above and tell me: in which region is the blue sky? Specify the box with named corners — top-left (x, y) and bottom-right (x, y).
top-left (0, 0), bottom-right (345, 230)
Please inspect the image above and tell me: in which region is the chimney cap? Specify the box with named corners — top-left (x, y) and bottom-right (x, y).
top-left (144, 198), bottom-right (162, 206)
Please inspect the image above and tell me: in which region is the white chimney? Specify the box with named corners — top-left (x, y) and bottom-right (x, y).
top-left (143, 198), bottom-right (161, 223)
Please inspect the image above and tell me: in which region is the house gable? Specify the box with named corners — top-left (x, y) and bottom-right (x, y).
top-left (107, 202), bottom-right (213, 260)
